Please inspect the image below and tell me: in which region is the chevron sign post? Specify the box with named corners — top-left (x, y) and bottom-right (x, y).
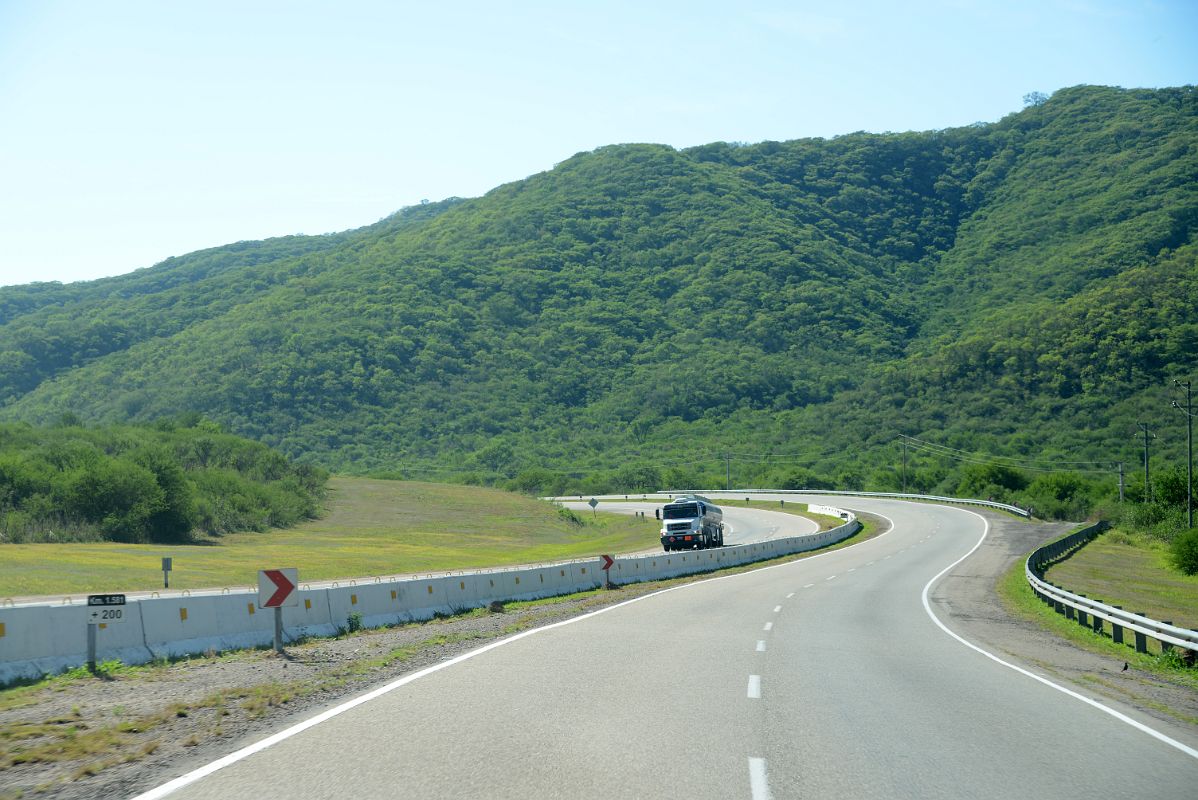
top-left (600, 554), bottom-right (614, 588)
top-left (258, 568), bottom-right (298, 654)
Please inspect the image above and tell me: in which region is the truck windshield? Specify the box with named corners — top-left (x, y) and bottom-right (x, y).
top-left (663, 503), bottom-right (699, 519)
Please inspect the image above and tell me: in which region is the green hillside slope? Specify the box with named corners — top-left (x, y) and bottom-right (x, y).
top-left (1, 85), bottom-right (1195, 502)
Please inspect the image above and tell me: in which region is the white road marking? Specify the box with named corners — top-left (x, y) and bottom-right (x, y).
top-left (921, 509), bottom-right (1198, 761)
top-left (749, 757), bottom-right (772, 800)
top-left (803, 583), bottom-right (814, 588)
top-left (747, 674), bottom-right (762, 699)
top-left (786, 592), bottom-right (795, 598)
top-left (763, 621), bottom-right (773, 631)
top-left (756, 640), bottom-right (766, 652)
top-left (773, 605), bottom-right (782, 613)
top-left (848, 568), bottom-right (856, 573)
top-left (825, 575), bottom-right (837, 581)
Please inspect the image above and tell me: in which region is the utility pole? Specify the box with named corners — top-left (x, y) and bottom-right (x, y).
top-left (1117, 462), bottom-right (1125, 503)
top-left (1136, 422), bottom-right (1154, 502)
top-left (1175, 380), bottom-right (1193, 528)
top-left (902, 439), bottom-right (908, 494)
top-left (725, 453), bottom-right (731, 491)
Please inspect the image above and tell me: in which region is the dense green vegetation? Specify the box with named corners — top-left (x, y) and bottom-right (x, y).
top-left (1, 86), bottom-right (1195, 531)
top-left (0, 419), bottom-right (327, 543)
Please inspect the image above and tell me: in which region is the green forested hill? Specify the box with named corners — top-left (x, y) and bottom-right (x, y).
top-left (1, 85), bottom-right (1195, 506)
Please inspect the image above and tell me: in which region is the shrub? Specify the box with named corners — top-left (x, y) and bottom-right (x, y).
top-left (1169, 527), bottom-right (1198, 575)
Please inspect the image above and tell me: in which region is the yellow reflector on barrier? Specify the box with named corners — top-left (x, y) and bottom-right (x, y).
top-left (180, 608), bottom-right (188, 622)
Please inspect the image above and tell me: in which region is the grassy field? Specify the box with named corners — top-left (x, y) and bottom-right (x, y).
top-left (1044, 529), bottom-right (1198, 629)
top-left (0, 478), bottom-right (660, 597)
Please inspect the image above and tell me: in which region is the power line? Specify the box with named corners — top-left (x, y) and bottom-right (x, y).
top-left (897, 435), bottom-right (1116, 475)
top-left (897, 434), bottom-right (1114, 469)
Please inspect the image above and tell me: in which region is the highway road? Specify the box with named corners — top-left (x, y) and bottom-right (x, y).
top-left (134, 496), bottom-right (1197, 799)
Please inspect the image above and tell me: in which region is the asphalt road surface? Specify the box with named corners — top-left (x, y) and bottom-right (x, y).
top-left (134, 496), bottom-right (1197, 799)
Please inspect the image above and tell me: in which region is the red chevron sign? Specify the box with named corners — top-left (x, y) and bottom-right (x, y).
top-left (600, 554), bottom-right (614, 571)
top-left (258, 568), bottom-right (298, 608)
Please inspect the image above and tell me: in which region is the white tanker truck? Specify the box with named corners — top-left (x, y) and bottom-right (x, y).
top-left (659, 494), bottom-right (724, 551)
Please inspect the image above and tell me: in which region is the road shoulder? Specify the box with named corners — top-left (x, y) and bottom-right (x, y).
top-left (928, 510), bottom-right (1198, 745)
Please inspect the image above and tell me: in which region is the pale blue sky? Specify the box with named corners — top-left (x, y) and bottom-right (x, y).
top-left (1, 0), bottom-right (1195, 286)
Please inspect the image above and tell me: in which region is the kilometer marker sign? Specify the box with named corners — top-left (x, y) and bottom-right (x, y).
top-left (258, 568), bottom-right (298, 608)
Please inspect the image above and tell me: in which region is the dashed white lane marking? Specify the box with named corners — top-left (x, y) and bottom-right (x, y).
top-left (786, 592), bottom-right (795, 598)
top-left (749, 757), bottom-right (772, 800)
top-left (803, 583), bottom-right (814, 588)
top-left (866, 561), bottom-right (875, 566)
top-left (763, 621), bottom-right (773, 631)
top-left (747, 675), bottom-right (762, 699)
top-left (825, 575), bottom-right (837, 581)
top-left (129, 497), bottom-right (897, 800)
top-left (756, 640), bottom-right (766, 652)
top-left (848, 568), bottom-right (856, 573)
top-left (773, 605), bottom-right (782, 613)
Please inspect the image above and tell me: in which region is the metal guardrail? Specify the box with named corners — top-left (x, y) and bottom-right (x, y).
top-left (657, 489), bottom-right (1032, 518)
top-left (1025, 521), bottom-right (1198, 654)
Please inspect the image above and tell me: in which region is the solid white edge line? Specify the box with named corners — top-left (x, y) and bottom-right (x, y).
top-left (747, 674), bottom-right (762, 699)
top-left (921, 508), bottom-right (1198, 761)
top-left (748, 757), bottom-right (772, 800)
top-left (129, 500), bottom-right (899, 800)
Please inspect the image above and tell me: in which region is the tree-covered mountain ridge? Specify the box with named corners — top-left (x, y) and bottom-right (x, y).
top-left (1, 85), bottom-right (1195, 499)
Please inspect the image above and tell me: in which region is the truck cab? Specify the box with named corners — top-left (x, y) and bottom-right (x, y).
top-left (660, 495), bottom-right (724, 551)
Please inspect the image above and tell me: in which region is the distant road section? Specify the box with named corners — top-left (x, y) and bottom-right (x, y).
top-left (558, 499), bottom-right (820, 546)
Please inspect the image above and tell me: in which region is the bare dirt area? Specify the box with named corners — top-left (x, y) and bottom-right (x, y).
top-left (930, 510), bottom-right (1198, 744)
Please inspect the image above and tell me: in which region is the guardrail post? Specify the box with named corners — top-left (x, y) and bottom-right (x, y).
top-left (1077, 595), bottom-right (1088, 627)
top-left (1134, 612), bottom-right (1148, 653)
top-left (1112, 606), bottom-right (1124, 645)
top-left (1160, 623), bottom-right (1173, 654)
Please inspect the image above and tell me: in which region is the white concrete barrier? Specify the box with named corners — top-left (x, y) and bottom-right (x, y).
top-left (0, 517), bottom-right (860, 685)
